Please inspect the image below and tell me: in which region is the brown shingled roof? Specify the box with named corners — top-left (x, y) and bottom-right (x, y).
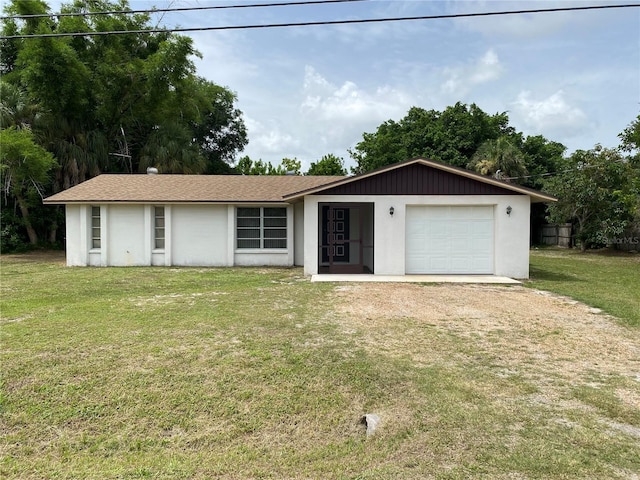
top-left (43, 174), bottom-right (345, 204)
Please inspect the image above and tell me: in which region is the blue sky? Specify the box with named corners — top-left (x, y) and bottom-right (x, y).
top-left (46, 1), bottom-right (640, 170)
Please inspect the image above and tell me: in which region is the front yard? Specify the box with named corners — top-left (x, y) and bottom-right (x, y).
top-left (1, 250), bottom-right (639, 479)
top-left (528, 248), bottom-right (640, 327)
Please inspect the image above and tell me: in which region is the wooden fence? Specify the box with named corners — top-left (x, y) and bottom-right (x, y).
top-left (540, 224), bottom-right (572, 248)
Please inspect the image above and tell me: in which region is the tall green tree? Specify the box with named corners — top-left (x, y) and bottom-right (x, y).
top-left (306, 154), bottom-right (347, 176)
top-left (350, 102), bottom-right (512, 173)
top-left (0, 79), bottom-right (60, 247)
top-left (619, 114), bottom-right (640, 166)
top-left (189, 80), bottom-right (248, 174)
top-left (518, 134), bottom-right (566, 190)
top-left (617, 114), bottom-right (640, 236)
top-left (544, 146), bottom-right (638, 251)
top-left (0, 127), bottom-right (56, 245)
top-left (139, 121), bottom-right (205, 174)
top-left (3, 0), bottom-right (248, 178)
top-left (1, 0), bottom-right (248, 249)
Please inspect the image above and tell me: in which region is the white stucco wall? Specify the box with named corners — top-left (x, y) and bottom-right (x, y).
top-left (294, 202), bottom-right (305, 266)
top-left (64, 204), bottom-right (84, 266)
top-left (107, 205), bottom-right (146, 266)
top-left (63, 196), bottom-right (530, 276)
top-left (303, 194), bottom-right (531, 279)
top-left (64, 204), bottom-right (107, 266)
top-left (63, 203), bottom-right (295, 267)
top-left (171, 204), bottom-right (228, 266)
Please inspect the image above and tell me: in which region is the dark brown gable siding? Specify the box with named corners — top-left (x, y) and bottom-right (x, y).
top-left (320, 163), bottom-right (523, 196)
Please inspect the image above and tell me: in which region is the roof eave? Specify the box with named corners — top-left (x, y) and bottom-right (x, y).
top-left (43, 199), bottom-right (293, 205)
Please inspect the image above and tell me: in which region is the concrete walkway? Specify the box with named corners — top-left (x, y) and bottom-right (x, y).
top-left (311, 274), bottom-right (521, 284)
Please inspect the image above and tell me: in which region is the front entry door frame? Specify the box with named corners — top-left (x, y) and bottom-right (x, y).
top-left (319, 203), bottom-right (372, 274)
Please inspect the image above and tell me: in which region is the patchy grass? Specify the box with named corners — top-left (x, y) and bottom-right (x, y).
top-left (1, 252), bottom-right (639, 479)
top-left (528, 248), bottom-right (640, 327)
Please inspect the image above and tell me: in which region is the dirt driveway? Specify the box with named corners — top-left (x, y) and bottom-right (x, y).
top-left (332, 283), bottom-right (640, 412)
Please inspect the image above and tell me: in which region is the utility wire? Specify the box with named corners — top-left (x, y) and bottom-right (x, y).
top-left (0, 0), bottom-right (367, 21)
top-left (1, 3), bottom-right (638, 40)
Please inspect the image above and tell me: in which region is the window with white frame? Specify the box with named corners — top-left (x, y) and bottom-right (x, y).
top-left (91, 206), bottom-right (101, 249)
top-left (154, 206), bottom-right (165, 249)
top-left (236, 207), bottom-right (287, 249)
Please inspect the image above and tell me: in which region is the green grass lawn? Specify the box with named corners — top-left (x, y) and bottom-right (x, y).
top-left (1, 252), bottom-right (639, 479)
top-left (528, 248), bottom-right (640, 327)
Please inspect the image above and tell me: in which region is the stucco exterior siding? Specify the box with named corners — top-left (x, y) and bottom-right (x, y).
top-left (64, 204), bottom-right (84, 266)
top-left (303, 194), bottom-right (531, 279)
top-left (64, 203), bottom-right (296, 267)
top-left (106, 205), bottom-right (147, 266)
top-left (171, 205), bottom-right (228, 266)
top-left (294, 202), bottom-right (304, 266)
top-left (233, 252), bottom-right (291, 266)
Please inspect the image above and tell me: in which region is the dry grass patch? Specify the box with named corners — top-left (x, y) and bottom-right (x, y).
top-left (331, 282), bottom-right (640, 477)
top-left (333, 283), bottom-right (639, 381)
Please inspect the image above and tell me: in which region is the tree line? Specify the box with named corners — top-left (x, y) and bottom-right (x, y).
top-left (346, 103), bottom-right (640, 251)
top-left (1, 0), bottom-right (248, 249)
top-left (1, 0), bottom-right (638, 252)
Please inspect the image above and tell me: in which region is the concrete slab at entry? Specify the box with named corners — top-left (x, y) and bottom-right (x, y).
top-left (310, 274), bottom-right (521, 284)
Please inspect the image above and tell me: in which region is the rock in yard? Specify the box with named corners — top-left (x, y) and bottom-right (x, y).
top-left (361, 413), bottom-right (380, 437)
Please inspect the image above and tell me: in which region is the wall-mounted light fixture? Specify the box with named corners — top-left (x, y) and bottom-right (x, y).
top-left (389, 206), bottom-right (395, 216)
top-left (506, 205), bottom-right (512, 216)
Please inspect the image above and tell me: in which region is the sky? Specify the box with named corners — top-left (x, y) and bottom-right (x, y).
top-left (43, 0), bottom-right (640, 171)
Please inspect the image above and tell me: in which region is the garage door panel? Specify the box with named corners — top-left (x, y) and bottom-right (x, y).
top-left (429, 257), bottom-right (449, 272)
top-left (450, 237), bottom-right (470, 250)
top-left (451, 256), bottom-right (472, 271)
top-left (429, 208), bottom-right (452, 219)
top-left (431, 239), bottom-right (450, 252)
top-left (450, 222), bottom-right (469, 236)
top-left (406, 206), bottom-right (494, 274)
top-left (406, 220), bottom-right (424, 235)
top-left (472, 257), bottom-right (492, 271)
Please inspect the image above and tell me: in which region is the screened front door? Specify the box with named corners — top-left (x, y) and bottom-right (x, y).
top-left (318, 203), bottom-right (374, 274)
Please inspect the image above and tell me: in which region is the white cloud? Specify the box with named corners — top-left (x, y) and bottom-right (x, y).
top-left (441, 49), bottom-right (504, 95)
top-left (240, 66), bottom-right (416, 169)
top-left (300, 66), bottom-right (410, 122)
top-left (189, 31), bottom-right (263, 93)
top-left (511, 90), bottom-right (589, 138)
top-left (242, 116), bottom-right (300, 157)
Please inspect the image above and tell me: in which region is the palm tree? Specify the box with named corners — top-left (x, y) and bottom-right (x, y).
top-left (467, 136), bottom-right (527, 182)
top-left (0, 80), bottom-right (40, 129)
top-left (139, 120), bottom-right (206, 174)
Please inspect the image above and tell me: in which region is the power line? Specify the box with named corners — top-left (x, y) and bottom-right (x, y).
top-left (0, 0), bottom-right (367, 21)
top-left (1, 3), bottom-right (638, 40)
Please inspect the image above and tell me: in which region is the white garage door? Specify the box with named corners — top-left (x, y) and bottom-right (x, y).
top-left (406, 206), bottom-right (494, 274)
